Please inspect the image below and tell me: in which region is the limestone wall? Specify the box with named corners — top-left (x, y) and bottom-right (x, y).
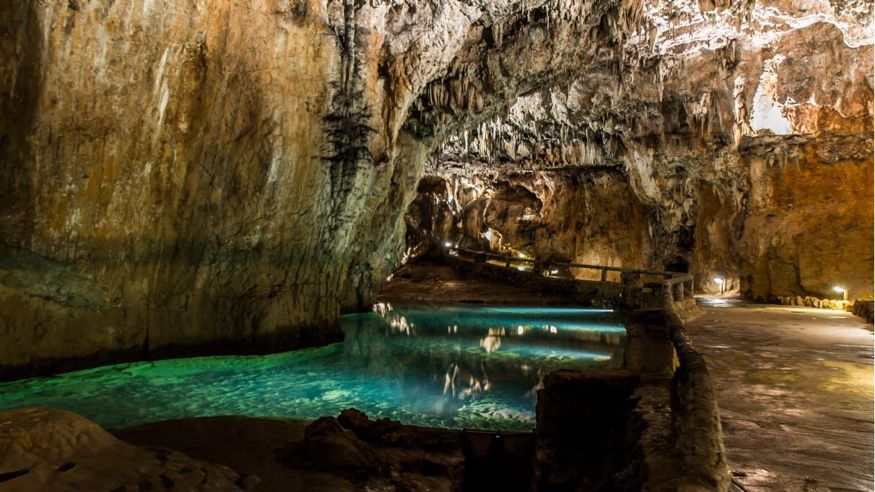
top-left (0, 1), bottom-right (426, 375)
top-left (1, 0), bottom-right (871, 376)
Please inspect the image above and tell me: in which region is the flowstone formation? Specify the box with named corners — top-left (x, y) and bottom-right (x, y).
top-left (0, 0), bottom-right (871, 374)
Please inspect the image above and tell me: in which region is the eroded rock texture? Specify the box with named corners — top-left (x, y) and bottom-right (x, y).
top-left (0, 407), bottom-right (255, 490)
top-left (410, 2), bottom-right (873, 301)
top-left (0, 0), bottom-right (871, 373)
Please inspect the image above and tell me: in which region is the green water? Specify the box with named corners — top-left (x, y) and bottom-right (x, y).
top-left (0, 305), bottom-right (625, 431)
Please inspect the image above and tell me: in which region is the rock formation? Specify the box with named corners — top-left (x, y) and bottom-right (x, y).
top-left (0, 407), bottom-right (255, 490)
top-left (0, 0), bottom-right (871, 374)
top-left (410, 4), bottom-right (873, 301)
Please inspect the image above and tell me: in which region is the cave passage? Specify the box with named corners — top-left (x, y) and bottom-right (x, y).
top-left (0, 0), bottom-right (872, 490)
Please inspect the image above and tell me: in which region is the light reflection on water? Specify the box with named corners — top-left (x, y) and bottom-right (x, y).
top-left (0, 305), bottom-right (625, 431)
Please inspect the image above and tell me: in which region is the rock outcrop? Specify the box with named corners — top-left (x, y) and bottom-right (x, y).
top-left (279, 408), bottom-right (468, 490)
top-left (1, 0), bottom-right (871, 374)
top-left (0, 407), bottom-right (255, 490)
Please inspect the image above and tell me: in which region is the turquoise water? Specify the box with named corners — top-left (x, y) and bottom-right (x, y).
top-left (0, 305), bottom-right (625, 431)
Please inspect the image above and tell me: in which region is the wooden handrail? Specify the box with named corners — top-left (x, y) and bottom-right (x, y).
top-left (447, 246), bottom-right (684, 279)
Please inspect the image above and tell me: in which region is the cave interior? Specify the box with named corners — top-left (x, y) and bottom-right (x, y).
top-left (0, 0), bottom-right (873, 491)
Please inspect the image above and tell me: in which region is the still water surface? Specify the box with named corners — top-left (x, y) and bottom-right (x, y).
top-left (0, 304), bottom-right (625, 431)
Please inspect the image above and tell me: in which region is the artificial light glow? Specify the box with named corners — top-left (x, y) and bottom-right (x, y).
top-left (549, 269), bottom-right (559, 275)
top-left (714, 277), bottom-right (725, 284)
top-left (516, 266), bottom-right (526, 271)
top-left (444, 241), bottom-right (452, 248)
top-left (833, 286), bottom-right (846, 293)
top-left (517, 252), bottom-right (526, 258)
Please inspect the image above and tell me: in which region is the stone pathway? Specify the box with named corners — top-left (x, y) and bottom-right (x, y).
top-left (687, 300), bottom-right (874, 492)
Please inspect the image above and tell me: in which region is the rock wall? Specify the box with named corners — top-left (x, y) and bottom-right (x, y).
top-left (0, 1), bottom-right (428, 375)
top-left (0, 0), bottom-right (670, 375)
top-left (1, 0), bottom-right (872, 375)
top-left (408, 134), bottom-right (873, 300)
top-left (406, 169), bottom-right (657, 280)
top-left (699, 138), bottom-right (874, 300)
top-left (415, 6), bottom-right (874, 301)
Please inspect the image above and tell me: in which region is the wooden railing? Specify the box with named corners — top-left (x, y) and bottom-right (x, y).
top-left (448, 246), bottom-right (679, 279)
top-left (445, 245), bottom-right (695, 305)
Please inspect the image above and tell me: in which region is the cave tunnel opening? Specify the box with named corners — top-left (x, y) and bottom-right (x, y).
top-left (665, 257), bottom-right (690, 274)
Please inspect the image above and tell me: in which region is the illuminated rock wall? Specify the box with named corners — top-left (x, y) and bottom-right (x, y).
top-left (405, 170), bottom-right (658, 281)
top-left (418, 10), bottom-right (873, 301)
top-left (0, 1), bottom-right (429, 374)
top-left (0, 0), bottom-right (658, 374)
top-left (0, 0), bottom-right (871, 375)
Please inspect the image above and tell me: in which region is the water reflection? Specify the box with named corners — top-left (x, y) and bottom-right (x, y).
top-left (343, 304), bottom-right (626, 427)
top-left (0, 304), bottom-right (626, 431)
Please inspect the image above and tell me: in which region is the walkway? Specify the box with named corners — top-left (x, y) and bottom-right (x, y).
top-left (379, 260), bottom-right (577, 305)
top-left (687, 300), bottom-right (874, 491)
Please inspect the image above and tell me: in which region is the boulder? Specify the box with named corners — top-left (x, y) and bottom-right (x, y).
top-left (0, 407), bottom-right (255, 491)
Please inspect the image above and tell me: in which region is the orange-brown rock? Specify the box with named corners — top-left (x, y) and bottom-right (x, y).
top-left (0, 407), bottom-right (255, 490)
top-left (0, 0), bottom-right (871, 376)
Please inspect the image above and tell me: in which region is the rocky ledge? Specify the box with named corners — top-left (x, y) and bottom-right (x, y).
top-left (0, 407), bottom-right (257, 491)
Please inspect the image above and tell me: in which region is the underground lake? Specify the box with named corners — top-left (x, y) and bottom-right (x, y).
top-left (0, 305), bottom-right (625, 432)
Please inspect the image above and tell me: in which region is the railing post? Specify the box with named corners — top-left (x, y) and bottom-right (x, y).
top-left (600, 269), bottom-right (607, 282)
top-left (663, 281), bottom-right (674, 306)
top-left (505, 255), bottom-right (511, 268)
